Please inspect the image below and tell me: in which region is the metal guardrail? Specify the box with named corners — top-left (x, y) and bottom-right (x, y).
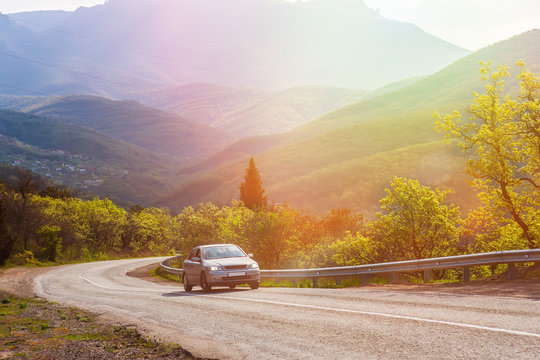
top-left (160, 249), bottom-right (540, 287)
top-left (159, 256), bottom-right (183, 276)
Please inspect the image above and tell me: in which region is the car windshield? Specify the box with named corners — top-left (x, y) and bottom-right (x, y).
top-left (204, 245), bottom-right (245, 259)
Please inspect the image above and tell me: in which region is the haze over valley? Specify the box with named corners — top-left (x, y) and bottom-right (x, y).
top-left (0, 0), bottom-right (538, 214)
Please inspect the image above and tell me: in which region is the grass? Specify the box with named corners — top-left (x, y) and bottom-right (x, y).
top-left (151, 267), bottom-right (182, 283)
top-left (0, 291), bottom-right (194, 359)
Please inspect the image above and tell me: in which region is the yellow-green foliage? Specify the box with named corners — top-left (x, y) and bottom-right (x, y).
top-left (368, 177), bottom-right (462, 261)
top-left (435, 61), bottom-right (539, 249)
top-left (328, 232), bottom-right (375, 266)
top-left (8, 250), bottom-right (40, 266)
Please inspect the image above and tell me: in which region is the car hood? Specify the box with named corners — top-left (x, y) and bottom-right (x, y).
top-left (204, 257), bottom-right (255, 266)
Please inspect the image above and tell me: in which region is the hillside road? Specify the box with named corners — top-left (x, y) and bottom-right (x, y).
top-left (33, 258), bottom-right (540, 359)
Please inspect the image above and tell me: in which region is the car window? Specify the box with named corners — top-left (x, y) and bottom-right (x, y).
top-left (195, 248), bottom-right (201, 259)
top-left (204, 245), bottom-right (245, 259)
top-left (188, 249), bottom-right (196, 260)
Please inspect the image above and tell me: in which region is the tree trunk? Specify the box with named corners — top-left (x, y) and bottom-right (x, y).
top-left (500, 183), bottom-right (536, 248)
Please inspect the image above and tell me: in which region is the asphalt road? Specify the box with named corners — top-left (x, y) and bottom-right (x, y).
top-left (34, 258), bottom-right (540, 359)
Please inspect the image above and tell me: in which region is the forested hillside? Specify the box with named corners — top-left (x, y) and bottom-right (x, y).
top-left (25, 95), bottom-right (233, 160)
top-left (162, 30), bottom-right (540, 215)
top-left (0, 109), bottom-right (178, 204)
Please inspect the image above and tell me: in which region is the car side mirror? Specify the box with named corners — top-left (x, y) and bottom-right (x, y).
top-left (192, 257), bottom-right (201, 262)
top-left (248, 254), bottom-right (254, 258)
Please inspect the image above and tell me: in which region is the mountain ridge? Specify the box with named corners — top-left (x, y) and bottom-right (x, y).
top-left (1, 0), bottom-right (469, 98)
top-left (24, 95), bottom-right (234, 162)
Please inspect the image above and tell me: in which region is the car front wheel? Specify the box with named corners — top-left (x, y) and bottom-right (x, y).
top-left (183, 274), bottom-right (192, 292)
top-left (249, 281), bottom-right (259, 290)
top-left (200, 272), bottom-right (212, 292)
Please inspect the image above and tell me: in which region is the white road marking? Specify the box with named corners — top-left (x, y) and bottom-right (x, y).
top-left (78, 272), bottom-right (177, 292)
top-left (75, 272), bottom-right (540, 339)
top-left (203, 294), bottom-right (540, 339)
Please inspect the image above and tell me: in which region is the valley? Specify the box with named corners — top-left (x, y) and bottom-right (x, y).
top-left (0, 0), bottom-right (538, 217)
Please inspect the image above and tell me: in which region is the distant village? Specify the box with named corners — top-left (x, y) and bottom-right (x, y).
top-left (2, 141), bottom-right (128, 189)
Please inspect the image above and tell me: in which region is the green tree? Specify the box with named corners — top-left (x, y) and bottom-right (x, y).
top-left (328, 232), bottom-right (376, 266)
top-left (217, 200), bottom-right (254, 250)
top-left (0, 192), bottom-right (17, 266)
top-left (175, 203), bottom-right (222, 254)
top-left (245, 205), bottom-right (316, 269)
top-left (37, 225), bottom-right (62, 262)
top-left (38, 186), bottom-right (72, 200)
top-left (322, 208), bottom-right (363, 238)
top-left (435, 61), bottom-right (539, 249)
top-left (13, 169), bottom-right (40, 250)
top-left (369, 177), bottom-right (461, 261)
top-left (239, 158), bottom-right (267, 210)
top-left (79, 198), bottom-right (126, 252)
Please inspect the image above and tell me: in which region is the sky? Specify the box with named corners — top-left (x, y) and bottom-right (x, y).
top-left (0, 0), bottom-right (539, 51)
top-left (362, 0), bottom-right (540, 50)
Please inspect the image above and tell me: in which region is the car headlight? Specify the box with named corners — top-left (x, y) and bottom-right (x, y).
top-left (248, 263), bottom-right (259, 269)
top-left (208, 266), bottom-right (222, 271)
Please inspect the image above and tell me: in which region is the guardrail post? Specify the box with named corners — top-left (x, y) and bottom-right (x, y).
top-left (292, 279), bottom-right (297, 287)
top-left (275, 277), bottom-right (280, 285)
top-left (463, 266), bottom-right (470, 282)
top-left (390, 272), bottom-right (397, 283)
top-left (335, 277), bottom-right (341, 286)
top-left (361, 274), bottom-right (367, 284)
top-left (312, 277), bottom-right (318, 288)
top-left (507, 263), bottom-right (516, 280)
top-left (423, 270), bottom-right (431, 283)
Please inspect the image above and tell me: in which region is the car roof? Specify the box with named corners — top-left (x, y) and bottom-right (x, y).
top-left (199, 244), bottom-right (238, 249)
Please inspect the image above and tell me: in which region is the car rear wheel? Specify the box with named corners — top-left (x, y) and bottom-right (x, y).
top-left (249, 281), bottom-right (259, 290)
top-left (182, 274), bottom-right (192, 292)
top-left (229, 285), bottom-right (236, 289)
top-left (200, 272), bottom-right (212, 292)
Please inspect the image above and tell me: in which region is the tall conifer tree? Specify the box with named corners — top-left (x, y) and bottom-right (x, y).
top-left (240, 158), bottom-right (267, 209)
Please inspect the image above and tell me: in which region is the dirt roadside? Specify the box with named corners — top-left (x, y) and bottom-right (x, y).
top-left (0, 265), bottom-right (245, 360)
top-left (0, 266), bottom-right (52, 298)
top-left (0, 266), bottom-right (194, 360)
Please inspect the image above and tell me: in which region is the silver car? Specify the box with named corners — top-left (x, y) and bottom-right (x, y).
top-left (182, 244), bottom-right (260, 292)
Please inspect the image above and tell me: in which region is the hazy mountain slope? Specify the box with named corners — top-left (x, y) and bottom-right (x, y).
top-left (9, 10), bottom-right (72, 31)
top-left (0, 109), bottom-right (178, 204)
top-left (361, 76), bottom-right (427, 101)
top-left (0, 11), bottom-right (163, 98)
top-left (0, 0), bottom-right (468, 98)
top-left (0, 94), bottom-right (58, 111)
top-left (173, 77), bottom-right (426, 175)
top-left (161, 30), bottom-right (540, 213)
top-left (138, 83), bottom-right (368, 137)
top-left (26, 95), bottom-right (234, 161)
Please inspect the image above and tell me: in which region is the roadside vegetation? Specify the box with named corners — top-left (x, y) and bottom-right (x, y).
top-left (0, 291), bottom-right (192, 359)
top-left (0, 62), bottom-right (538, 285)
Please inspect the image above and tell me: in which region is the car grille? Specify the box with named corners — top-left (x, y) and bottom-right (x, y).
top-left (224, 265), bottom-right (247, 270)
top-left (221, 276), bottom-right (250, 280)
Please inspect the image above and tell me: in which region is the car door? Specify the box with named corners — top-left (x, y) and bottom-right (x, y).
top-left (184, 248), bottom-right (196, 282)
top-left (190, 247), bottom-right (203, 283)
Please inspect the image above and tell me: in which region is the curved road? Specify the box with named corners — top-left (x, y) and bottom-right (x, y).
top-left (34, 258), bottom-right (540, 359)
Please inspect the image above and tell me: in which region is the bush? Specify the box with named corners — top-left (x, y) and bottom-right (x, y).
top-left (8, 250), bottom-right (41, 266)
